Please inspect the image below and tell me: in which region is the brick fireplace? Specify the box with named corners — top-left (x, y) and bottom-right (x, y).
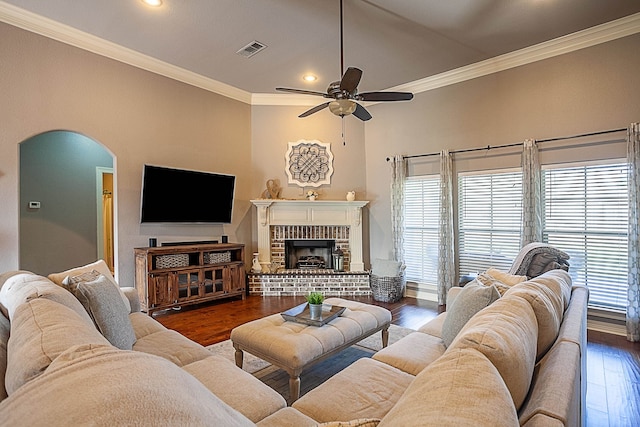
top-left (249, 199), bottom-right (370, 297)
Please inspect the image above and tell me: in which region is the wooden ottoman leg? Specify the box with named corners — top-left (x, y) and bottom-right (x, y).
top-left (289, 374), bottom-right (301, 403)
top-left (233, 345), bottom-right (244, 368)
top-left (381, 325), bottom-right (390, 348)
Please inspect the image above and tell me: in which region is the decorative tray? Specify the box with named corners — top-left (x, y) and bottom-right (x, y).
top-left (281, 302), bottom-right (346, 327)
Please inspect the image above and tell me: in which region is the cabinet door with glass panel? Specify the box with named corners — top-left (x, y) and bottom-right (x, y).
top-left (173, 268), bottom-right (202, 301)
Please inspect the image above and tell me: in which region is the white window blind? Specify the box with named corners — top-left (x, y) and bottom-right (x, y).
top-left (458, 170), bottom-right (523, 275)
top-left (403, 175), bottom-right (440, 286)
top-left (543, 162), bottom-right (628, 312)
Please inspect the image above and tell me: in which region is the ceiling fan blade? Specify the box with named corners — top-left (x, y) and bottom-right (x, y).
top-left (358, 92), bottom-right (414, 102)
top-left (353, 103), bottom-right (372, 121)
top-left (340, 67), bottom-right (363, 93)
top-left (299, 102), bottom-right (330, 118)
top-left (276, 87), bottom-right (328, 97)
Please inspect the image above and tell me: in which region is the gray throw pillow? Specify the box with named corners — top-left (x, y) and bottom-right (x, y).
top-left (68, 275), bottom-right (136, 350)
top-left (441, 283), bottom-right (500, 347)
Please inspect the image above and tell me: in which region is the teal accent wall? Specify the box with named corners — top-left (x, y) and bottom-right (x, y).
top-left (20, 131), bottom-right (113, 275)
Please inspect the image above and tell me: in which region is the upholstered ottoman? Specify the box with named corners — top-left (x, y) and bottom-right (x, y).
top-left (230, 297), bottom-right (392, 402)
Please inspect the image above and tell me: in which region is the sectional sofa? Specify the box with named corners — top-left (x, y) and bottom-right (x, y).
top-left (260, 268), bottom-right (587, 427)
top-left (0, 258), bottom-right (586, 426)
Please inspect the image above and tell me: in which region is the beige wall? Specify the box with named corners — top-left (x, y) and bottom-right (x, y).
top-left (2, 20), bottom-right (639, 283)
top-left (0, 22), bottom-right (252, 287)
top-left (364, 34), bottom-right (640, 262)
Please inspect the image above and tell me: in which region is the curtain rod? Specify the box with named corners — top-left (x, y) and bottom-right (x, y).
top-left (385, 127), bottom-right (627, 161)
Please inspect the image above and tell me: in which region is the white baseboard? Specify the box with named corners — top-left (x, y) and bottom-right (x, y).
top-left (587, 319), bottom-right (627, 336)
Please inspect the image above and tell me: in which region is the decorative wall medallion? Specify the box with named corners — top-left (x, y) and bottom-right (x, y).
top-left (285, 140), bottom-right (334, 187)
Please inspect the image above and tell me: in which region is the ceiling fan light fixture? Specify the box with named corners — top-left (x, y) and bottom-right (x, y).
top-left (329, 99), bottom-right (356, 117)
top-left (303, 74), bottom-right (317, 82)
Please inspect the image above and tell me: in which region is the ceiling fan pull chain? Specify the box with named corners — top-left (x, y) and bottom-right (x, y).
top-left (342, 117), bottom-right (346, 146)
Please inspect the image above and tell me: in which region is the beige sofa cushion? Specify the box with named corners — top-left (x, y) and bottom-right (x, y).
top-left (504, 281), bottom-right (563, 360)
top-left (257, 407), bottom-right (318, 427)
top-left (372, 331), bottom-right (446, 375)
top-left (377, 347), bottom-right (518, 427)
top-left (441, 283), bottom-right (500, 347)
top-left (476, 269), bottom-right (527, 295)
top-left (66, 274), bottom-right (137, 350)
top-left (0, 344), bottom-right (255, 426)
top-left (48, 260), bottom-right (131, 313)
top-left (447, 294), bottom-right (538, 410)
top-left (485, 267), bottom-right (528, 286)
top-left (417, 311), bottom-right (446, 338)
top-left (183, 355), bottom-right (286, 422)
top-left (133, 329), bottom-right (212, 366)
top-left (5, 298), bottom-right (110, 394)
top-left (0, 272), bottom-right (92, 325)
top-left (129, 311), bottom-right (168, 339)
top-left (293, 358), bottom-right (414, 423)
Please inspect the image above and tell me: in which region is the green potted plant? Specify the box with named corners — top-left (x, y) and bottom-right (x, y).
top-left (306, 292), bottom-right (325, 319)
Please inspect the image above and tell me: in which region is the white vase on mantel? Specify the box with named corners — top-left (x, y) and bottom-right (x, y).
top-left (346, 191), bottom-right (356, 201)
top-left (251, 253), bottom-right (262, 273)
top-left (308, 195), bottom-right (316, 201)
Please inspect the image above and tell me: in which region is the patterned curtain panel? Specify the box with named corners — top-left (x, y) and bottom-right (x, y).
top-left (627, 123), bottom-right (640, 342)
top-left (390, 155), bottom-right (406, 263)
top-left (438, 150), bottom-right (455, 305)
top-left (520, 139), bottom-right (542, 247)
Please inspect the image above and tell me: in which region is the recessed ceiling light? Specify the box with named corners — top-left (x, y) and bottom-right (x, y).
top-left (303, 74), bottom-right (317, 82)
top-left (142, 0), bottom-right (162, 7)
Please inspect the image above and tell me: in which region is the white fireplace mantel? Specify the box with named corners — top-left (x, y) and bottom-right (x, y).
top-left (250, 199), bottom-right (369, 272)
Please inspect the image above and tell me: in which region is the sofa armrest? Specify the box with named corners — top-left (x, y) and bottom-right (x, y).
top-left (121, 287), bottom-right (141, 313)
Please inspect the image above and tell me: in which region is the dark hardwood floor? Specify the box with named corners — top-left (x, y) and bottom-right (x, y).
top-left (154, 295), bottom-right (640, 427)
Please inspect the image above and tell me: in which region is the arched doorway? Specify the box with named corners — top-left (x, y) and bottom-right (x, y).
top-left (19, 131), bottom-right (115, 275)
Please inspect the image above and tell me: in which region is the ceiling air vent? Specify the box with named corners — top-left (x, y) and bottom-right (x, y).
top-left (236, 40), bottom-right (267, 58)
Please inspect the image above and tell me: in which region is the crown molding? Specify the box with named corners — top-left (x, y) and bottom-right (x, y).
top-left (256, 12), bottom-right (640, 105)
top-left (1, 1), bottom-right (638, 107)
top-left (390, 12), bottom-right (640, 94)
top-left (0, 1), bottom-right (252, 104)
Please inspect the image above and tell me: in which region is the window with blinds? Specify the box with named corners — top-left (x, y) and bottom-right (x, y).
top-left (403, 175), bottom-right (440, 286)
top-left (458, 170), bottom-right (523, 275)
top-left (543, 162), bottom-right (628, 312)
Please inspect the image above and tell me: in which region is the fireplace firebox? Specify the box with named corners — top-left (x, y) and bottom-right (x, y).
top-left (285, 239), bottom-right (335, 270)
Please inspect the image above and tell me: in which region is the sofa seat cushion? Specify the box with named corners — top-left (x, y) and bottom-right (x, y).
top-left (377, 347), bottom-right (518, 427)
top-left (133, 329), bottom-right (212, 366)
top-left (519, 341), bottom-right (582, 427)
top-left (293, 358), bottom-right (414, 423)
top-left (5, 298), bottom-right (111, 394)
top-left (0, 344), bottom-right (255, 426)
top-left (417, 312), bottom-right (446, 338)
top-left (441, 283), bottom-right (500, 347)
top-left (66, 274), bottom-right (136, 350)
top-left (372, 332), bottom-right (445, 375)
top-left (256, 407), bottom-right (318, 427)
top-left (0, 272), bottom-right (93, 325)
top-left (129, 311), bottom-right (167, 340)
top-left (447, 294), bottom-right (538, 410)
top-left (48, 260), bottom-right (131, 313)
top-left (182, 355), bottom-right (286, 422)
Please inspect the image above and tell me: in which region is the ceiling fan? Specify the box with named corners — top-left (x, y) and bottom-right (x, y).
top-left (275, 0), bottom-right (413, 121)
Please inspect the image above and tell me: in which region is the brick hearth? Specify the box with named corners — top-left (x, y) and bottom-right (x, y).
top-left (248, 270), bottom-right (371, 297)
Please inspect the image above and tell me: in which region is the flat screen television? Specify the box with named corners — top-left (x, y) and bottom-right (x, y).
top-left (140, 164), bottom-right (235, 223)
